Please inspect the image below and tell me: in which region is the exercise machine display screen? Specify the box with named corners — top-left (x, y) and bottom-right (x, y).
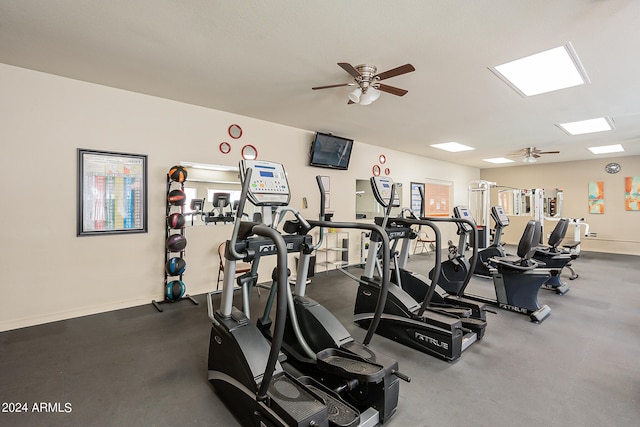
top-left (240, 160), bottom-right (291, 206)
top-left (453, 206), bottom-right (475, 231)
top-left (492, 206), bottom-right (510, 226)
top-left (371, 176), bottom-right (400, 208)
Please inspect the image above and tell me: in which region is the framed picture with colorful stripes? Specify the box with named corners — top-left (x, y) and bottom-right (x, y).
top-left (77, 149), bottom-right (148, 236)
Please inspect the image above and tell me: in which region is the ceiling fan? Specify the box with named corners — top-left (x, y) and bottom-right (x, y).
top-left (312, 62), bottom-right (415, 105)
top-left (511, 147), bottom-right (560, 163)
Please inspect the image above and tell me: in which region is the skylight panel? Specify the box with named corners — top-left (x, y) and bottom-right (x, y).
top-left (483, 157), bottom-right (515, 164)
top-left (587, 144), bottom-right (624, 154)
top-left (557, 117), bottom-right (614, 135)
top-left (491, 44), bottom-right (589, 97)
top-left (430, 142), bottom-right (475, 152)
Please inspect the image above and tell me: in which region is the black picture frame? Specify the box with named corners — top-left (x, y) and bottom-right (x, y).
top-left (411, 182), bottom-right (425, 217)
top-left (77, 149), bottom-right (148, 236)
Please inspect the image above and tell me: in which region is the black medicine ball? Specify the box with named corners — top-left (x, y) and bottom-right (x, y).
top-left (165, 280), bottom-right (186, 300)
top-left (167, 212), bottom-right (185, 229)
top-left (167, 189), bottom-right (186, 206)
top-left (166, 234), bottom-right (187, 252)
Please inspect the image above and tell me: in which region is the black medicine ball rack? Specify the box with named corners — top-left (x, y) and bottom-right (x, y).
top-left (152, 166), bottom-right (199, 312)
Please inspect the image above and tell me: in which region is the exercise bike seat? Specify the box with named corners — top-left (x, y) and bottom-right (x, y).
top-left (562, 240), bottom-right (580, 250)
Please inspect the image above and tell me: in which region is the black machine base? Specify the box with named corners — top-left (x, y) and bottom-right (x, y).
top-left (151, 294), bottom-right (199, 312)
top-left (354, 312), bottom-right (476, 362)
top-left (543, 282), bottom-right (570, 295)
top-left (464, 292), bottom-right (552, 323)
top-left (209, 370), bottom-right (329, 427)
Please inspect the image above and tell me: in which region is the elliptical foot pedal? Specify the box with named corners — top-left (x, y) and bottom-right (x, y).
top-left (459, 317), bottom-right (487, 340)
top-left (317, 348), bottom-right (385, 382)
top-left (268, 374), bottom-right (328, 427)
top-left (433, 307), bottom-right (473, 318)
top-left (298, 377), bottom-right (360, 427)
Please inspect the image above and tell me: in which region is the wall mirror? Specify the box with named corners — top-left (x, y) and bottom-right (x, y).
top-left (497, 189), bottom-right (531, 216)
top-left (179, 162), bottom-right (245, 226)
top-left (219, 142), bottom-right (231, 154)
top-left (498, 188), bottom-right (563, 218)
top-left (356, 179), bottom-right (403, 220)
top-left (544, 188), bottom-right (563, 217)
top-left (241, 144), bottom-right (258, 160)
top-left (228, 124), bottom-right (242, 139)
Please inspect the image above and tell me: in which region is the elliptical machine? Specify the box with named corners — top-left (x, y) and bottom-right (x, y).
top-left (353, 177), bottom-right (486, 361)
top-left (450, 206), bottom-right (553, 323)
top-left (374, 179), bottom-right (488, 325)
top-left (207, 160), bottom-right (407, 427)
top-left (206, 162), bottom-right (327, 426)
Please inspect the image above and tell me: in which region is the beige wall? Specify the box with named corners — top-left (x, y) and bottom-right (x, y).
top-left (480, 156), bottom-right (640, 255)
top-left (0, 63), bottom-right (479, 331)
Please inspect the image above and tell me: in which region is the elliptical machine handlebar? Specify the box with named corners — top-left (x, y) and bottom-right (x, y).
top-left (306, 218), bottom-right (391, 347)
top-left (251, 225), bottom-right (290, 403)
top-left (307, 175), bottom-right (393, 346)
top-left (215, 165), bottom-right (293, 403)
top-left (312, 175), bottom-right (327, 251)
top-left (227, 167), bottom-right (254, 261)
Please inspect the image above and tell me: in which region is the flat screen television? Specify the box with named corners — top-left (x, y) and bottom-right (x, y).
top-left (309, 132), bottom-right (353, 170)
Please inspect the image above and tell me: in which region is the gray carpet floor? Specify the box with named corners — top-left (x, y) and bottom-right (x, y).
top-left (0, 249), bottom-right (638, 426)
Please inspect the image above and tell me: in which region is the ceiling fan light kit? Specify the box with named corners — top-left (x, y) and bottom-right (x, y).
top-left (313, 62), bottom-right (415, 105)
top-left (508, 146), bottom-right (560, 163)
top-left (359, 87), bottom-right (381, 105)
top-left (348, 87), bottom-right (362, 103)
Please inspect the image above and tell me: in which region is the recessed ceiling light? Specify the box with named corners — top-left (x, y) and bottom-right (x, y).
top-left (483, 157), bottom-right (515, 164)
top-left (587, 144), bottom-right (624, 154)
top-left (430, 142), bottom-right (475, 152)
top-left (557, 117), bottom-right (614, 135)
top-left (490, 43), bottom-right (589, 97)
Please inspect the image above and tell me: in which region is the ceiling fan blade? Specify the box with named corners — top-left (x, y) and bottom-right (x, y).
top-left (377, 83), bottom-right (408, 96)
top-left (375, 64), bottom-right (415, 81)
top-left (347, 99), bottom-right (355, 105)
top-left (337, 62), bottom-right (361, 78)
top-left (533, 153), bottom-right (541, 158)
top-left (312, 83), bottom-right (353, 90)
top-left (538, 151), bottom-right (560, 154)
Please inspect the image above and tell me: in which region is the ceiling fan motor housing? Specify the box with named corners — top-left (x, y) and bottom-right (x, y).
top-left (356, 64), bottom-right (378, 90)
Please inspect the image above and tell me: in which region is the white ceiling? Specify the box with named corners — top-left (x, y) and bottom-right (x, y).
top-left (1, 0), bottom-right (640, 168)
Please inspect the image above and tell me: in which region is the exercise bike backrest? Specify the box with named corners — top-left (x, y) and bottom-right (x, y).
top-left (516, 220), bottom-right (543, 263)
top-left (546, 219), bottom-right (569, 250)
